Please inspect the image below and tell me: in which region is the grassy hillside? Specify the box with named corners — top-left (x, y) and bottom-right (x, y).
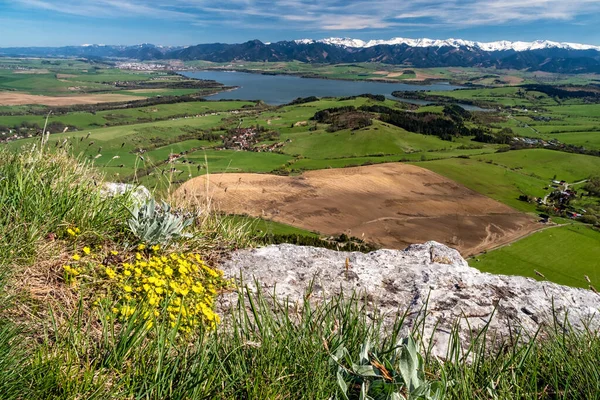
top-left (421, 149), bottom-right (600, 213)
top-left (472, 225), bottom-right (600, 289)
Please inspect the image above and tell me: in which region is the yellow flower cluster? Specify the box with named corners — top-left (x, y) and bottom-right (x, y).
top-left (63, 246), bottom-right (229, 333)
top-left (66, 226), bottom-right (81, 238)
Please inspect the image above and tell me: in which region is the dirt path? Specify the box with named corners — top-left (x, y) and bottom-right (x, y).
top-left (176, 163), bottom-right (541, 256)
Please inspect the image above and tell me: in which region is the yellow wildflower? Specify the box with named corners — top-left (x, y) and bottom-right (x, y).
top-left (82, 246), bottom-right (91, 255)
top-left (137, 243), bottom-right (146, 251)
top-left (151, 244), bottom-right (160, 252)
top-left (105, 267), bottom-right (117, 279)
top-left (72, 254), bottom-right (81, 261)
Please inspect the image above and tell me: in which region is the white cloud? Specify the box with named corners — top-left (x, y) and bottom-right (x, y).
top-left (13, 0), bottom-right (600, 31)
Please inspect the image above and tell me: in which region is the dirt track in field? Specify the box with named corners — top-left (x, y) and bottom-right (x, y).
top-left (0, 91), bottom-right (143, 106)
top-left (176, 163), bottom-right (541, 256)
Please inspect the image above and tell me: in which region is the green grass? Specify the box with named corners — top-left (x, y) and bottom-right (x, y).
top-left (0, 147), bottom-right (130, 264)
top-left (474, 149), bottom-right (600, 182)
top-left (0, 100), bottom-right (255, 131)
top-left (420, 149), bottom-right (600, 213)
top-left (281, 120), bottom-right (470, 159)
top-left (472, 225), bottom-right (600, 288)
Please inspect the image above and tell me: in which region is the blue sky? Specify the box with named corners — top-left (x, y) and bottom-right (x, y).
top-left (1, 0), bottom-right (599, 47)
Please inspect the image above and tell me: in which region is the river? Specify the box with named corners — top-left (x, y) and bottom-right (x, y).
top-left (182, 70), bottom-right (465, 106)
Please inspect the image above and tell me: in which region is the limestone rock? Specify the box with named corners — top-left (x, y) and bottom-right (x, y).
top-left (218, 242), bottom-right (600, 356)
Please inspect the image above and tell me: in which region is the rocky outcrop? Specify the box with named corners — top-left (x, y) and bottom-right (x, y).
top-left (218, 242), bottom-right (599, 356)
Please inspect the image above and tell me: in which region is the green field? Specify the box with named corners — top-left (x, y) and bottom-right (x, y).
top-left (5, 97), bottom-right (504, 186)
top-left (421, 149), bottom-right (600, 213)
top-left (472, 225), bottom-right (600, 288)
top-left (474, 149), bottom-right (600, 182)
top-left (0, 100), bottom-right (255, 131)
top-left (420, 157), bottom-right (546, 213)
top-left (0, 59), bottom-right (226, 108)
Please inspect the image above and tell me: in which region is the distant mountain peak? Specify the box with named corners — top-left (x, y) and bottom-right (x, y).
top-left (294, 37), bottom-right (600, 52)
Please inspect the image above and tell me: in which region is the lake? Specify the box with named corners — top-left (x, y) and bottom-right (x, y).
top-left (181, 70), bottom-right (464, 106)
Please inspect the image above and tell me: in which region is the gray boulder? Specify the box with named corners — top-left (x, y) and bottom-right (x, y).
top-left (218, 242), bottom-right (600, 357)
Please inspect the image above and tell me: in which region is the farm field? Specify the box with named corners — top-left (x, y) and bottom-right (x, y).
top-left (471, 225), bottom-right (600, 289)
top-left (0, 91), bottom-right (143, 106)
top-left (175, 163), bottom-right (540, 257)
top-left (421, 149), bottom-right (600, 213)
top-left (0, 59), bottom-right (228, 108)
top-left (0, 100), bottom-right (255, 131)
top-left (473, 149), bottom-right (600, 182)
top-left (5, 96), bottom-right (502, 187)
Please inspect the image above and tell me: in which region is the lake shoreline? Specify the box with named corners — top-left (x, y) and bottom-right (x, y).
top-left (180, 70), bottom-right (464, 106)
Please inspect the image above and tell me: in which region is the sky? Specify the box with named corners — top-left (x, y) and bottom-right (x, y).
top-left (0, 0), bottom-right (599, 47)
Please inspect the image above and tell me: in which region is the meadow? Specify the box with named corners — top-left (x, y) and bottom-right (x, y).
top-left (472, 224), bottom-right (600, 288)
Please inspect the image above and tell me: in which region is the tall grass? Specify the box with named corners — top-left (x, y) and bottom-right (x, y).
top-left (0, 286), bottom-right (598, 399)
top-left (0, 146), bottom-right (130, 265)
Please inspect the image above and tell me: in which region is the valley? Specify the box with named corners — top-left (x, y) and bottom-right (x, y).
top-left (1, 58), bottom-right (599, 288)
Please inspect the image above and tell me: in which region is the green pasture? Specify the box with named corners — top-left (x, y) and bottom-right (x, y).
top-left (471, 225), bottom-right (600, 289)
top-left (474, 149), bottom-right (600, 182)
top-left (0, 100), bottom-right (255, 131)
top-left (280, 120), bottom-right (482, 159)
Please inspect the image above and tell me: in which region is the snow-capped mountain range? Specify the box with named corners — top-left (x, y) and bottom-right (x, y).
top-left (295, 37), bottom-right (600, 52)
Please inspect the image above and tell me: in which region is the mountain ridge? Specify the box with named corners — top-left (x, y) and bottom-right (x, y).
top-left (296, 37), bottom-right (600, 52)
top-left (2, 38), bottom-right (600, 74)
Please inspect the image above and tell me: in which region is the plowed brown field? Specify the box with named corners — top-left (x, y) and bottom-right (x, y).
top-left (176, 163), bottom-right (541, 256)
